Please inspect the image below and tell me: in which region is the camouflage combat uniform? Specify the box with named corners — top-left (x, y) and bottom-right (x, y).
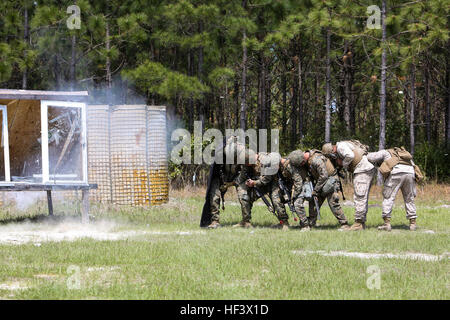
top-left (305, 150), bottom-right (349, 227)
top-left (236, 152), bottom-right (289, 224)
top-left (208, 163), bottom-right (243, 223)
top-left (208, 137), bottom-right (246, 225)
top-left (280, 159), bottom-right (309, 227)
top-left (367, 150), bottom-right (417, 221)
top-left (334, 141), bottom-right (375, 224)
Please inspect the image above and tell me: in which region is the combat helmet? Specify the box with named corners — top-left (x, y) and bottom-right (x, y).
top-left (322, 143), bottom-right (334, 156)
top-left (288, 150), bottom-right (305, 167)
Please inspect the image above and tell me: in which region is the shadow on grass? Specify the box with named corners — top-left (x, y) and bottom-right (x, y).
top-left (204, 220), bottom-right (345, 231)
top-left (0, 213), bottom-right (76, 225)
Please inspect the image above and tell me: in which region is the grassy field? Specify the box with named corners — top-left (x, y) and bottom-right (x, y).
top-left (0, 184), bottom-right (448, 300)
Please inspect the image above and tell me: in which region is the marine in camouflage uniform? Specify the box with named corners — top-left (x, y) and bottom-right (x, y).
top-left (295, 150), bottom-right (350, 230)
top-left (367, 148), bottom-right (417, 231)
top-left (280, 152), bottom-right (310, 229)
top-left (206, 137), bottom-right (246, 228)
top-left (238, 151), bottom-right (290, 229)
top-left (322, 140), bottom-right (375, 231)
top-left (207, 164), bottom-right (243, 228)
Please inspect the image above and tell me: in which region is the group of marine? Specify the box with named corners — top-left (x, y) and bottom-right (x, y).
top-left (200, 137), bottom-right (423, 232)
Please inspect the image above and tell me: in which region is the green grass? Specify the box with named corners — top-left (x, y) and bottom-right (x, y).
top-left (0, 193), bottom-right (448, 300)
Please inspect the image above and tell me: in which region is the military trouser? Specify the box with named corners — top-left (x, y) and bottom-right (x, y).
top-left (209, 177), bottom-right (228, 222)
top-left (269, 183), bottom-right (290, 223)
top-left (292, 195), bottom-right (309, 227)
top-left (353, 168), bottom-right (376, 223)
top-left (382, 173), bottom-right (417, 220)
top-left (308, 178), bottom-right (348, 227)
top-left (236, 183), bottom-right (256, 223)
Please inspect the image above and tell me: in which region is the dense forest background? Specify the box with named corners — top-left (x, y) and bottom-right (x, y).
top-left (0, 0), bottom-right (449, 184)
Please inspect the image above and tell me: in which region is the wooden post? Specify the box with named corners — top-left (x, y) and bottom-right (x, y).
top-left (47, 190), bottom-right (54, 216)
top-left (81, 189), bottom-right (90, 223)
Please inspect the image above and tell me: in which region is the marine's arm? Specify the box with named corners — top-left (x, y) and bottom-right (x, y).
top-left (311, 159), bottom-right (328, 193)
top-left (367, 150), bottom-right (391, 167)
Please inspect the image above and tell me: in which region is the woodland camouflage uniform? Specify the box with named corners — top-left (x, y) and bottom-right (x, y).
top-left (207, 137), bottom-right (246, 227)
top-left (208, 163), bottom-right (243, 224)
top-left (304, 150), bottom-right (349, 228)
top-left (280, 156), bottom-right (309, 227)
top-left (236, 152), bottom-right (289, 224)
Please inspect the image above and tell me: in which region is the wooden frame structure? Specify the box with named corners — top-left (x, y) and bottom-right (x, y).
top-left (0, 89), bottom-right (97, 222)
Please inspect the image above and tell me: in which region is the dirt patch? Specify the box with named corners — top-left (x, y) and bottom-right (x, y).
top-left (292, 250), bottom-right (449, 262)
top-left (0, 219), bottom-right (204, 245)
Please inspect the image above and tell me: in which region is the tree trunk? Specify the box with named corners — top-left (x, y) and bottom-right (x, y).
top-left (291, 69), bottom-right (298, 149)
top-left (240, 29), bottom-right (247, 130)
top-left (281, 69), bottom-right (287, 141)
top-left (225, 82), bottom-right (231, 129)
top-left (234, 79), bottom-right (240, 129)
top-left (69, 1), bottom-right (77, 90)
top-left (315, 70), bottom-right (320, 126)
top-left (378, 0), bottom-right (387, 185)
top-left (446, 39), bottom-right (450, 147)
top-left (22, 6), bottom-right (29, 89)
top-left (106, 21), bottom-right (112, 104)
top-left (343, 41), bottom-right (352, 133)
top-left (298, 46), bottom-right (304, 139)
top-left (425, 57), bottom-right (431, 143)
top-left (257, 56), bottom-right (262, 129)
top-left (324, 26), bottom-right (331, 143)
top-left (187, 50), bottom-right (194, 131)
top-left (198, 39), bottom-right (204, 128)
top-left (410, 63), bottom-right (416, 156)
top-left (70, 34), bottom-right (76, 89)
top-left (266, 69), bottom-right (271, 131)
top-left (260, 56), bottom-right (266, 129)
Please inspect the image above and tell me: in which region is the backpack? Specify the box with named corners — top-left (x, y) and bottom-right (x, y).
top-left (379, 147), bottom-right (411, 179)
top-left (379, 147), bottom-right (425, 184)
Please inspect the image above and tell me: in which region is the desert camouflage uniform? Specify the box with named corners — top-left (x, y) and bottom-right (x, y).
top-left (236, 152), bottom-right (288, 223)
top-left (305, 150), bottom-right (348, 227)
top-left (336, 141), bottom-right (376, 223)
top-left (367, 150), bottom-right (417, 220)
top-left (280, 159), bottom-right (309, 227)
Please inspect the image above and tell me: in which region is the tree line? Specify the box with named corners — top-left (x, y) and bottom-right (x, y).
top-left (0, 0), bottom-right (449, 182)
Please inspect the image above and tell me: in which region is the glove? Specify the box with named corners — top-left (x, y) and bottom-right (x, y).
top-left (311, 190), bottom-right (318, 198)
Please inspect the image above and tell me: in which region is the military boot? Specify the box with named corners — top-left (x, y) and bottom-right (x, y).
top-left (207, 221), bottom-right (221, 229)
top-left (377, 217), bottom-right (391, 231)
top-left (409, 218), bottom-right (416, 231)
top-left (299, 220), bottom-right (310, 232)
top-left (232, 221), bottom-right (250, 228)
top-left (348, 220), bottom-right (365, 231)
top-left (281, 220), bottom-right (290, 231)
top-left (232, 221), bottom-right (252, 228)
top-left (338, 223), bottom-right (351, 231)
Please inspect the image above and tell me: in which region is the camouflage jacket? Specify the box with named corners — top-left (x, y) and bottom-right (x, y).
top-left (306, 150), bottom-right (330, 193)
top-left (218, 163), bottom-right (242, 184)
top-left (236, 152), bottom-right (280, 188)
top-left (280, 160), bottom-right (307, 199)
